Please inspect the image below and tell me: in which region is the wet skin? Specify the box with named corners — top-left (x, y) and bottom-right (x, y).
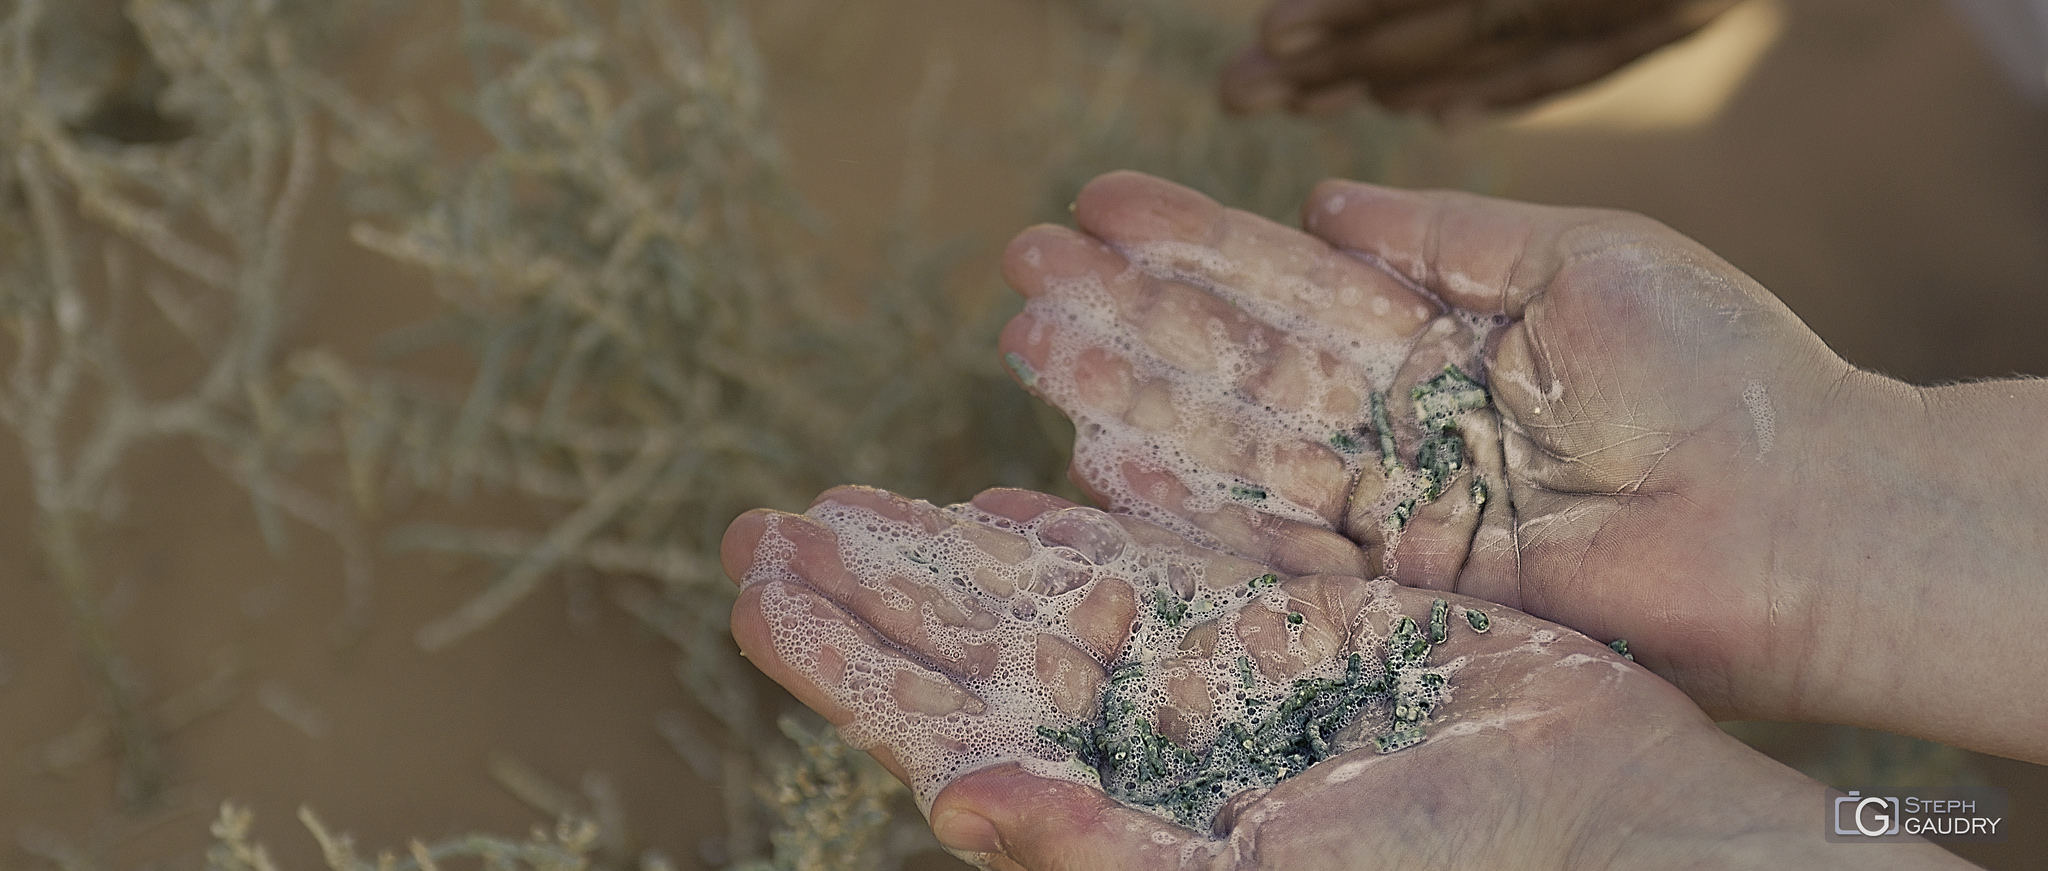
top-left (998, 171), bottom-right (2048, 764)
top-left (723, 486), bottom-right (1963, 870)
top-left (724, 169), bottom-right (2047, 867)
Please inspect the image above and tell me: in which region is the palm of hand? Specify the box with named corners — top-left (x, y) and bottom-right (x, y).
top-left (998, 172), bottom-right (1851, 717)
top-left (723, 485), bottom-right (1722, 870)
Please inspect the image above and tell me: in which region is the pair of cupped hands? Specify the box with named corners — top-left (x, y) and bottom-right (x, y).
top-left (721, 171), bottom-right (2018, 870)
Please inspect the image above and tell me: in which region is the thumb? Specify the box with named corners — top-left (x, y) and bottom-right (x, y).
top-left (928, 764), bottom-right (1219, 870)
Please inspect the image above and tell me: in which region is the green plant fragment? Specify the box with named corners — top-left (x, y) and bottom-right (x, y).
top-left (1465, 608), bottom-right (1490, 633)
top-left (1003, 351), bottom-right (1039, 388)
top-left (1150, 589), bottom-right (1190, 629)
top-left (1369, 391), bottom-right (1400, 476)
top-left (1040, 606), bottom-right (1454, 828)
top-left (1411, 364), bottom-right (1489, 432)
top-left (1228, 484), bottom-right (1268, 501)
top-left (1608, 638), bottom-right (1635, 661)
top-left (1415, 432), bottom-right (1465, 500)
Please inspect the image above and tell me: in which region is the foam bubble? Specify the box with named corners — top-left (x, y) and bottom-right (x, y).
top-left (743, 497), bottom-right (1482, 827)
top-left (1742, 380), bottom-right (1774, 457)
top-left (1015, 233), bottom-right (1507, 561)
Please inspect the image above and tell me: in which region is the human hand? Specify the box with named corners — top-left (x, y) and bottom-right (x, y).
top-left (997, 171), bottom-right (1884, 728)
top-left (1220, 0), bottom-right (1741, 115)
top-left (722, 485), bottom-right (1958, 869)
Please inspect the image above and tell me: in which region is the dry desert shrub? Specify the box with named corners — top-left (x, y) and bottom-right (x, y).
top-left (0, 0), bottom-right (1461, 869)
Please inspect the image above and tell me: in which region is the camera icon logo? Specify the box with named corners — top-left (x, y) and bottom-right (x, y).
top-left (1834, 791), bottom-right (1902, 837)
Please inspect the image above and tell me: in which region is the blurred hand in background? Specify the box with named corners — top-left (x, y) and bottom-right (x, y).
top-left (1220, 0), bottom-right (1743, 115)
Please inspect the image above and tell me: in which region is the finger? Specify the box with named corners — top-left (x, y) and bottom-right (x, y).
top-left (1026, 174), bottom-right (1457, 540)
top-left (1001, 273), bottom-right (1367, 533)
top-left (1443, 396), bottom-right (1522, 608)
top-left (927, 764), bottom-right (1214, 869)
top-left (721, 507), bottom-right (782, 586)
top-left (1004, 296), bottom-right (1364, 525)
top-left (1002, 223), bottom-right (1129, 301)
top-left (730, 580), bottom-right (981, 786)
top-left (1236, 574), bottom-right (1376, 680)
top-left (1109, 460), bottom-right (1371, 579)
top-left (1005, 229), bottom-right (1280, 399)
top-left (1272, 0), bottom-right (1490, 88)
top-left (782, 488), bottom-right (1009, 678)
top-left (968, 486), bottom-right (1085, 523)
top-left (1303, 179), bottom-right (1635, 317)
top-left (1375, 316), bottom-right (1488, 588)
top-left (1073, 171), bottom-right (1440, 348)
top-left (1260, 0), bottom-right (1443, 59)
top-left (1376, 1), bottom-right (1737, 113)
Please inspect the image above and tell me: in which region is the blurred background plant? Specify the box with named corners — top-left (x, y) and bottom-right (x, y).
top-left (0, 0), bottom-right (1430, 868)
top-left (1, 0), bottom-right (2022, 869)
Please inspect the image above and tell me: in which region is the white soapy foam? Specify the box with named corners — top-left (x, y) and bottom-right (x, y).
top-left (1742, 380), bottom-right (1774, 457)
top-left (1019, 238), bottom-right (1508, 558)
top-left (742, 500), bottom-right (1443, 823)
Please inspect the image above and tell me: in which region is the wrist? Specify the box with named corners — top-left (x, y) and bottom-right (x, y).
top-left (1593, 730), bottom-right (1973, 870)
top-left (1772, 373), bottom-right (2048, 760)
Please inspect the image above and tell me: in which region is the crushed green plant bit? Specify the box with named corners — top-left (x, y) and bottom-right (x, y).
top-left (1287, 611), bottom-right (1304, 625)
top-left (1003, 351), bottom-right (1039, 388)
top-left (1381, 366), bottom-right (1493, 528)
top-left (1608, 638), bottom-right (1635, 661)
top-left (1369, 391), bottom-right (1400, 476)
top-left (1414, 432), bottom-right (1466, 500)
top-left (1150, 589), bottom-right (1192, 629)
top-left (1411, 365), bottom-right (1490, 432)
top-left (1248, 573), bottom-right (1280, 591)
top-left (1038, 598), bottom-right (1469, 827)
top-left (1329, 431), bottom-right (1363, 454)
top-left (1228, 484), bottom-right (1269, 502)
top-left (1428, 599), bottom-right (1450, 644)
top-left (1465, 608), bottom-right (1491, 633)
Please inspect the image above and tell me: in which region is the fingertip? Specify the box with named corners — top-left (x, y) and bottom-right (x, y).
top-left (1073, 170), bottom-right (1223, 246)
top-left (1304, 182), bottom-right (1556, 316)
top-left (1001, 224), bottom-right (1126, 299)
top-left (970, 486), bottom-right (1082, 523)
top-left (720, 508), bottom-right (778, 585)
top-left (997, 314), bottom-right (1051, 391)
top-left (931, 807), bottom-right (1000, 854)
top-left (929, 765), bottom-right (1207, 871)
top-left (809, 483), bottom-right (890, 512)
top-left (728, 583), bottom-right (780, 669)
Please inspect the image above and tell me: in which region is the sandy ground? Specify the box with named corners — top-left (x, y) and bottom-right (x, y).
top-left (4, 1), bottom-right (2044, 869)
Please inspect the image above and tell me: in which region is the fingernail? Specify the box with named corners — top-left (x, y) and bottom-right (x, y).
top-left (933, 809), bottom-right (1000, 854)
